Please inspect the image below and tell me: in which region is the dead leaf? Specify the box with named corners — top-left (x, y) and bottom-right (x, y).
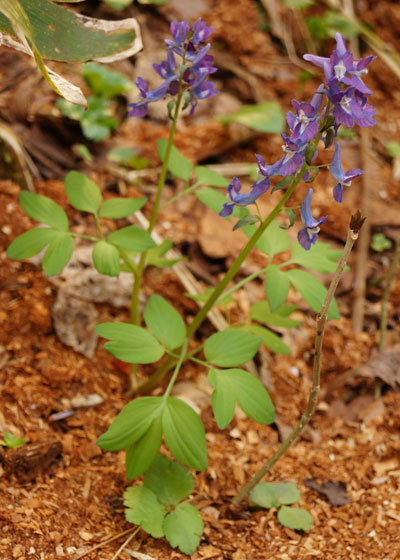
top-left (305, 479), bottom-right (350, 506)
top-left (353, 344), bottom-right (400, 390)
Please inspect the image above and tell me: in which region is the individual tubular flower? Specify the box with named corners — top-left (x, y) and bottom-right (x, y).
top-left (219, 176), bottom-right (270, 217)
top-left (275, 134), bottom-right (309, 176)
top-left (304, 32), bottom-right (376, 95)
top-left (327, 83), bottom-right (376, 128)
top-left (129, 18), bottom-right (218, 118)
top-left (329, 143), bottom-right (363, 203)
top-left (297, 188), bottom-right (327, 250)
top-left (287, 86), bottom-right (323, 143)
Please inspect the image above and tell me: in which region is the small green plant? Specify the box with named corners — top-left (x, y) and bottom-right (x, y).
top-left (103, 0), bottom-right (168, 11)
top-left (250, 482), bottom-right (313, 531)
top-left (57, 62), bottom-right (132, 142)
top-left (0, 431), bottom-right (26, 449)
top-left (124, 454), bottom-right (203, 555)
top-left (371, 233), bottom-right (392, 252)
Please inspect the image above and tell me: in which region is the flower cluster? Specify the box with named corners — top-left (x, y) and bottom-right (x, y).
top-left (219, 33), bottom-right (375, 250)
top-left (129, 19), bottom-right (218, 118)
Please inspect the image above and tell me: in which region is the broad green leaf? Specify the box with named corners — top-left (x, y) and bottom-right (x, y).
top-left (144, 454), bottom-right (195, 506)
top-left (195, 166), bottom-right (229, 187)
top-left (80, 97), bottom-right (118, 142)
top-left (228, 369), bottom-right (275, 424)
top-left (208, 368), bottom-right (236, 429)
top-left (157, 139), bottom-right (193, 181)
top-left (285, 0), bottom-right (314, 10)
top-left (124, 486), bottom-right (165, 538)
top-left (265, 264), bottom-right (290, 311)
top-left (97, 396), bottom-right (163, 451)
top-left (195, 187), bottom-right (243, 220)
top-left (125, 416), bottom-right (163, 479)
top-left (204, 329), bottom-right (262, 367)
top-left (217, 102), bottom-right (284, 133)
top-left (163, 503), bottom-right (203, 555)
top-left (290, 241), bottom-right (341, 273)
top-left (371, 233), bottom-right (392, 253)
top-left (285, 269), bottom-right (340, 319)
top-left (244, 324), bottom-right (291, 355)
top-left (92, 240), bottom-right (120, 276)
top-left (253, 220), bottom-right (291, 258)
top-left (41, 231), bottom-right (74, 276)
top-left (83, 62), bottom-right (131, 98)
top-left (107, 146), bottom-right (149, 170)
top-left (146, 240), bottom-right (181, 268)
top-left (99, 197), bottom-right (146, 219)
top-left (277, 506), bottom-right (313, 531)
top-left (144, 295), bottom-right (186, 350)
top-left (19, 191), bottom-right (69, 231)
top-left (250, 482), bottom-right (280, 508)
top-left (250, 301), bottom-right (301, 328)
top-left (0, 0), bottom-right (140, 64)
top-left (96, 322), bottom-right (165, 364)
top-left (108, 225), bottom-right (156, 252)
top-left (64, 170), bottom-right (102, 213)
top-left (386, 141), bottom-right (400, 159)
top-left (0, 432), bottom-right (26, 449)
top-left (274, 482), bottom-right (301, 505)
top-left (7, 228), bottom-right (55, 260)
top-left (162, 397), bottom-right (207, 471)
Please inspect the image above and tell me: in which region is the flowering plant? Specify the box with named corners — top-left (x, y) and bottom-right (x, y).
top-left (7, 23), bottom-right (375, 554)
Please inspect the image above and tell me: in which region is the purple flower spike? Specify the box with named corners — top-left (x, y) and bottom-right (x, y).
top-left (219, 176), bottom-right (270, 217)
top-left (329, 143), bottom-right (363, 202)
top-left (169, 20), bottom-right (190, 47)
top-left (192, 18), bottom-right (213, 44)
top-left (297, 188), bottom-right (327, 250)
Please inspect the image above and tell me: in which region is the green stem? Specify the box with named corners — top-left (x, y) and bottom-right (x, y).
top-left (70, 232), bottom-right (99, 242)
top-left (94, 212), bottom-right (105, 241)
top-left (136, 163), bottom-right (308, 394)
top-left (130, 91), bottom-right (184, 325)
top-left (161, 181), bottom-right (201, 209)
top-left (163, 340), bottom-right (188, 400)
top-left (232, 225), bottom-right (360, 504)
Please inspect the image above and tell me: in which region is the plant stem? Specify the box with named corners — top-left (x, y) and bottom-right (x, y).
top-left (232, 223), bottom-right (361, 504)
top-left (163, 340), bottom-right (188, 400)
top-left (130, 92), bottom-right (184, 325)
top-left (136, 164), bottom-right (308, 394)
top-left (161, 181), bottom-right (201, 209)
top-left (375, 236), bottom-right (400, 398)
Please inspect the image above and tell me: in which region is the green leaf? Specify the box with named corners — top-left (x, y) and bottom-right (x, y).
top-left (144, 295), bottom-right (186, 350)
top-left (163, 503), bottom-right (203, 555)
top-left (7, 228), bottom-right (55, 260)
top-left (108, 225), bottom-right (156, 252)
top-left (162, 397), bottom-right (207, 471)
top-left (195, 166), bottom-right (229, 187)
top-left (204, 329), bottom-right (262, 367)
top-left (146, 240), bottom-right (181, 268)
top-left (0, 432), bottom-right (26, 449)
top-left (19, 191), bottom-right (69, 231)
top-left (99, 197), bottom-right (146, 219)
top-left (125, 416), bottom-right (163, 479)
top-left (41, 231), bottom-right (74, 276)
top-left (97, 396), bottom-right (163, 451)
top-left (233, 214), bottom-right (260, 231)
top-left (251, 301), bottom-right (301, 328)
top-left (250, 482), bottom-right (280, 508)
top-left (386, 141), bottom-right (400, 159)
top-left (186, 286), bottom-right (233, 309)
top-left (290, 241), bottom-right (341, 273)
top-left (278, 506), bottom-right (313, 531)
top-left (282, 208), bottom-right (297, 229)
top-left (244, 324), bottom-right (291, 355)
top-left (217, 102), bottom-right (284, 133)
top-left (64, 170), bottom-right (102, 213)
top-left (124, 486), bottom-right (166, 538)
top-left (208, 368), bottom-right (236, 429)
top-left (265, 264), bottom-right (290, 311)
top-left (83, 62), bottom-right (131, 98)
top-left (271, 176), bottom-right (293, 193)
top-left (157, 139), bottom-right (193, 181)
top-left (250, 482), bottom-right (301, 509)
top-left (285, 269), bottom-right (340, 319)
top-left (285, 0), bottom-right (314, 9)
top-left (107, 146), bottom-right (149, 170)
top-left (254, 220), bottom-right (291, 259)
top-left (195, 187), bottom-right (243, 220)
top-left (96, 322), bottom-right (165, 364)
top-left (92, 240), bottom-right (120, 276)
top-left (228, 369), bottom-right (275, 424)
top-left (144, 454), bottom-right (195, 506)
top-left (371, 233), bottom-right (393, 252)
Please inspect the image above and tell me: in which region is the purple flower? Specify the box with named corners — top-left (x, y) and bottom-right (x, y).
top-left (275, 134), bottom-right (309, 176)
top-left (286, 92), bottom-right (322, 143)
top-left (129, 18), bottom-right (218, 118)
top-left (219, 176), bottom-right (270, 217)
top-left (329, 143), bottom-right (363, 202)
top-left (304, 32), bottom-right (375, 95)
top-left (327, 83), bottom-right (376, 128)
top-left (297, 188), bottom-right (327, 250)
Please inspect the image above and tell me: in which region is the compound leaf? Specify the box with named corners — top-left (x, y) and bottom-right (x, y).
top-left (244, 324), bottom-right (291, 355)
top-left (285, 269), bottom-right (340, 319)
top-left (125, 416), bottom-right (163, 479)
top-left (266, 264), bottom-right (290, 311)
top-left (208, 368), bottom-right (236, 429)
top-left (195, 166), bottom-right (229, 187)
top-left (64, 170), bottom-right (102, 213)
top-left (41, 231), bottom-right (74, 276)
top-left (204, 329), bottom-right (261, 367)
top-left (228, 369), bottom-right (275, 424)
top-left (108, 225), bottom-right (156, 252)
top-left (96, 322), bottom-right (164, 364)
top-left (7, 227), bottom-right (56, 260)
top-left (157, 139), bottom-right (193, 181)
top-left (99, 197), bottom-right (146, 218)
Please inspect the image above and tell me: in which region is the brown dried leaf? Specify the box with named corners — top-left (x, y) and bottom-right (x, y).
top-left (305, 479), bottom-right (350, 506)
top-left (354, 344), bottom-right (400, 390)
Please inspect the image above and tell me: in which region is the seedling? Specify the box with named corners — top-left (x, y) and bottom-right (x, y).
top-left (0, 431), bottom-right (26, 449)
